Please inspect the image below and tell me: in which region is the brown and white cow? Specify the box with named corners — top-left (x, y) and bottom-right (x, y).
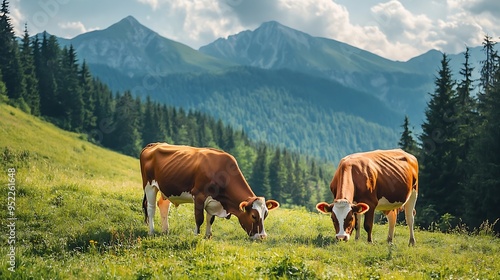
top-left (316, 149), bottom-right (418, 246)
top-left (140, 143), bottom-right (280, 240)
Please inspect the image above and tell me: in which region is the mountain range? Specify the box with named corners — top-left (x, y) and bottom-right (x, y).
top-left (45, 16), bottom-right (489, 162)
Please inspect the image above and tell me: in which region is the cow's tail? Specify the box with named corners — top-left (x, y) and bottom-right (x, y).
top-left (142, 193), bottom-right (149, 224)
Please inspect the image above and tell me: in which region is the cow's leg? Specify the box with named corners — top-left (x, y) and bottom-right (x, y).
top-left (157, 195), bottom-right (171, 234)
top-left (385, 210), bottom-right (397, 244)
top-left (404, 189), bottom-right (418, 246)
top-left (364, 208), bottom-right (376, 243)
top-left (354, 213), bottom-right (361, 240)
top-left (144, 183), bottom-right (159, 235)
top-left (194, 197), bottom-right (205, 235)
top-left (204, 213), bottom-right (216, 239)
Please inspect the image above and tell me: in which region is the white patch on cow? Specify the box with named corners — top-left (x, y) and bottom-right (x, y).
top-left (168, 191), bottom-right (194, 206)
top-left (204, 196), bottom-right (228, 218)
top-left (376, 197), bottom-right (404, 211)
top-left (405, 189), bottom-right (418, 245)
top-left (332, 200), bottom-right (351, 239)
top-left (251, 199), bottom-right (268, 239)
top-left (205, 212), bottom-right (214, 238)
top-left (150, 180), bottom-right (159, 189)
top-left (145, 181), bottom-right (159, 235)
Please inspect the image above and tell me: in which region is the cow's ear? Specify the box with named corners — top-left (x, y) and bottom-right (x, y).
top-left (316, 202), bottom-right (333, 214)
top-left (266, 200), bottom-right (280, 211)
top-left (239, 201), bottom-right (249, 212)
top-left (352, 203), bottom-right (369, 214)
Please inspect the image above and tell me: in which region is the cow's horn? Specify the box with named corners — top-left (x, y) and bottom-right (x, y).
top-left (239, 201), bottom-right (248, 212)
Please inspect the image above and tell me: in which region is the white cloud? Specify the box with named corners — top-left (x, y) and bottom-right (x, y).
top-left (210, 0), bottom-right (439, 60)
top-left (57, 21), bottom-right (91, 38)
top-left (10, 0), bottom-right (500, 60)
top-left (9, 4), bottom-right (25, 36)
top-left (137, 0), bottom-right (160, 11)
top-left (150, 0), bottom-right (244, 47)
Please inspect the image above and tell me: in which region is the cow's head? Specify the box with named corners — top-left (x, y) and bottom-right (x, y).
top-left (316, 199), bottom-right (369, 241)
top-left (238, 197), bottom-right (279, 240)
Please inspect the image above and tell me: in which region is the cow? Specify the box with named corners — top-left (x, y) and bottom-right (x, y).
top-left (316, 149), bottom-right (418, 246)
top-left (140, 143), bottom-right (280, 240)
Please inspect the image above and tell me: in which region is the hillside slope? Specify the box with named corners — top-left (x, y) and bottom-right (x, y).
top-left (0, 103), bottom-right (140, 185)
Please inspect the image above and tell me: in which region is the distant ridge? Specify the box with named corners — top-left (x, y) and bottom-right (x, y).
top-left (62, 16), bottom-right (235, 77)
top-left (199, 20), bottom-right (436, 124)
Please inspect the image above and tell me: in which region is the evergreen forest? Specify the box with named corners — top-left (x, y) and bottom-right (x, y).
top-left (1, 1), bottom-right (499, 232)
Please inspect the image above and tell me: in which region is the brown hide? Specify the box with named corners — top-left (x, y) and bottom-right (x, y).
top-left (331, 149), bottom-right (418, 205)
top-left (141, 143), bottom-right (256, 212)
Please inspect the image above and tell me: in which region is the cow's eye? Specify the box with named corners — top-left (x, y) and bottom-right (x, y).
top-left (251, 214), bottom-right (257, 220)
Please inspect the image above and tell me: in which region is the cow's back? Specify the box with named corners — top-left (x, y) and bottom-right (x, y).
top-left (140, 143), bottom-right (202, 194)
top-left (140, 143), bottom-right (249, 199)
top-left (368, 149), bottom-right (417, 203)
top-left (331, 149), bottom-right (418, 203)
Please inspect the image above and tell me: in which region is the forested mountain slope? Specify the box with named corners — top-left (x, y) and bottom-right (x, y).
top-left (89, 66), bottom-right (402, 162)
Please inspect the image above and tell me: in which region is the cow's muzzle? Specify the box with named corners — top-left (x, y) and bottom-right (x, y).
top-left (336, 233), bottom-right (350, 241)
top-left (250, 233), bottom-right (267, 240)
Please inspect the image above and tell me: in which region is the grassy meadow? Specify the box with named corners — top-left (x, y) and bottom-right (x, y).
top-left (1, 103), bottom-right (499, 279)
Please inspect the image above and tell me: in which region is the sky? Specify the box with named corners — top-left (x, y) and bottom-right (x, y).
top-left (8, 0), bottom-right (500, 61)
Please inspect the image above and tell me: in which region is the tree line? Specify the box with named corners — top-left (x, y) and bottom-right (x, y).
top-left (0, 1), bottom-right (331, 210)
top-left (399, 36), bottom-right (500, 232)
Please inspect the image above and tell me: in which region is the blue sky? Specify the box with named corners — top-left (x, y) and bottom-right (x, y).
top-left (9, 0), bottom-right (500, 61)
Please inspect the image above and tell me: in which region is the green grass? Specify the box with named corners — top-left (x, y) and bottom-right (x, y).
top-left (1, 103), bottom-right (499, 279)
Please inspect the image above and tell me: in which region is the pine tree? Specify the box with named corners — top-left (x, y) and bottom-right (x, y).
top-left (142, 96), bottom-right (154, 144)
top-left (398, 115), bottom-right (418, 156)
top-left (20, 23), bottom-right (40, 115)
top-left (249, 145), bottom-right (271, 198)
top-left (79, 61), bottom-right (96, 132)
top-left (110, 91), bottom-right (142, 156)
top-left (479, 35), bottom-right (498, 98)
top-left (0, 1), bottom-right (26, 104)
top-left (173, 110), bottom-right (190, 145)
top-left (282, 149), bottom-right (294, 203)
top-left (196, 116), bottom-right (216, 147)
top-left (268, 148), bottom-right (286, 203)
top-left (58, 45), bottom-right (84, 131)
top-left (466, 43), bottom-right (500, 232)
top-left (161, 104), bottom-right (173, 142)
top-left (156, 103), bottom-right (171, 143)
top-left (418, 53), bottom-right (458, 226)
top-left (92, 79), bottom-right (114, 146)
top-left (0, 1), bottom-right (13, 70)
top-left (142, 96), bottom-right (161, 146)
top-left (451, 47), bottom-right (477, 218)
top-left (38, 33), bottom-right (60, 117)
top-left (290, 157), bottom-right (306, 206)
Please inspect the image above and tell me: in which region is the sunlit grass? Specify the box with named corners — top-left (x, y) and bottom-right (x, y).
top-left (1, 103), bottom-right (499, 279)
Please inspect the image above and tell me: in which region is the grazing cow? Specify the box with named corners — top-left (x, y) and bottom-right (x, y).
top-left (140, 143), bottom-right (280, 240)
top-left (316, 149), bottom-right (418, 246)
